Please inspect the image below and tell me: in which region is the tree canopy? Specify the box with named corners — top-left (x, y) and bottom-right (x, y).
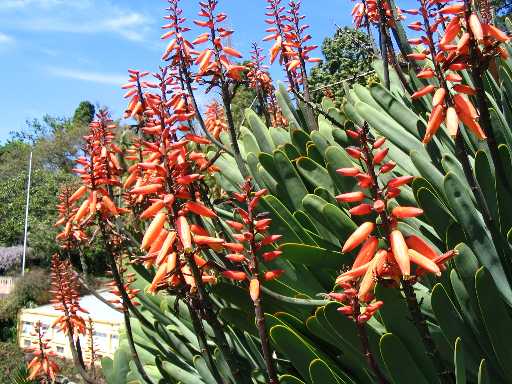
top-left (0, 101), bottom-right (105, 271)
top-left (309, 27), bottom-right (376, 105)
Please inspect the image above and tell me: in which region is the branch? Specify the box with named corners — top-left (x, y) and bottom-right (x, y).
top-left (293, 90), bottom-right (345, 130)
top-left (260, 286), bottom-right (329, 306)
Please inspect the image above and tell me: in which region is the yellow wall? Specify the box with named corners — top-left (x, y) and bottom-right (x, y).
top-left (18, 310), bottom-right (122, 363)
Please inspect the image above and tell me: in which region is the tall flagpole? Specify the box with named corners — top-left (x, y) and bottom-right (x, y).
top-left (21, 151), bottom-right (32, 277)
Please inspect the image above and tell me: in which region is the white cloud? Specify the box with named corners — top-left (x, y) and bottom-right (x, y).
top-left (0, 33), bottom-right (13, 44)
top-left (46, 67), bottom-right (126, 85)
top-left (0, 0), bottom-right (67, 9)
top-left (0, 0), bottom-right (152, 42)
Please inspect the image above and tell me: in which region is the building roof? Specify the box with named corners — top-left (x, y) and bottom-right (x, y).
top-left (21, 291), bottom-right (124, 324)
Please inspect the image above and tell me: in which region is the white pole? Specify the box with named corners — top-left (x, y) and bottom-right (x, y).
top-left (21, 151), bottom-right (33, 277)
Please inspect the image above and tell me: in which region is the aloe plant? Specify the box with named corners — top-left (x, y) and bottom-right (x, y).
top-left (33, 0), bottom-right (512, 382)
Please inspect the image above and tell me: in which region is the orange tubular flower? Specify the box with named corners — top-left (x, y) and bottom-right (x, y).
top-left (265, 0), bottom-right (319, 92)
top-left (351, 0), bottom-right (403, 30)
top-left (55, 184), bottom-right (88, 248)
top-left (405, 0), bottom-right (508, 143)
top-left (331, 124), bottom-right (455, 324)
top-left (220, 180), bottom-right (283, 291)
top-left (49, 255), bottom-right (88, 336)
top-left (25, 321), bottom-right (60, 381)
top-left (204, 100), bottom-right (227, 139)
top-left (192, 0), bottom-right (246, 84)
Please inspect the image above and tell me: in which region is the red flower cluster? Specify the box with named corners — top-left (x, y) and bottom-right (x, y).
top-left (247, 44), bottom-right (274, 96)
top-left (265, 0), bottom-right (319, 89)
top-left (26, 321), bottom-right (60, 381)
top-left (333, 126), bottom-right (456, 310)
top-left (204, 100), bottom-right (227, 139)
top-left (70, 110), bottom-right (126, 224)
top-left (351, 0), bottom-right (404, 29)
top-left (49, 255), bottom-right (88, 335)
top-left (55, 183), bottom-right (88, 247)
top-left (406, 0), bottom-right (510, 143)
top-left (222, 180), bottom-right (284, 297)
top-left (193, 0), bottom-right (246, 82)
top-left (162, 0), bottom-right (195, 67)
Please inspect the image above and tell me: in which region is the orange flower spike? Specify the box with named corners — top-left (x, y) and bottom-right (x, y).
top-left (352, 236), bottom-right (378, 269)
top-left (342, 222), bottom-right (375, 253)
top-left (123, 171), bottom-right (138, 189)
top-left (74, 199), bottom-right (90, 223)
top-left (336, 191), bottom-right (366, 203)
top-left (411, 84), bottom-right (435, 99)
top-left (223, 46), bottom-right (243, 58)
top-left (423, 104), bottom-right (446, 144)
top-left (226, 253), bottom-right (246, 262)
top-left (391, 206), bottom-right (424, 218)
top-left (264, 269), bottom-right (284, 281)
top-left (176, 215), bottom-right (193, 252)
top-left (432, 88), bottom-right (446, 107)
top-left (130, 184), bottom-right (163, 195)
top-left (89, 190), bottom-right (97, 215)
top-left (140, 200), bottom-right (165, 220)
top-left (416, 68), bottom-right (435, 79)
top-left (147, 229), bottom-right (169, 258)
top-left (69, 185), bottom-right (88, 203)
top-left (249, 278), bottom-right (260, 301)
top-left (446, 107), bottom-right (459, 137)
top-left (440, 17), bottom-right (461, 45)
top-left (336, 261), bottom-right (371, 284)
top-left (408, 249), bottom-right (441, 276)
top-left (222, 270), bottom-right (248, 281)
top-left (483, 24), bottom-right (510, 43)
top-left (457, 32), bottom-right (470, 52)
top-left (167, 252), bottom-right (177, 273)
top-left (148, 262), bottom-right (169, 293)
top-left (389, 230), bottom-right (410, 277)
top-left (405, 235), bottom-right (438, 260)
top-left (141, 211), bottom-right (167, 251)
top-left (358, 249), bottom-right (388, 302)
top-left (453, 94), bottom-right (478, 119)
top-left (458, 112), bottom-right (487, 139)
top-left (185, 201), bottom-right (217, 218)
top-left (193, 235), bottom-right (225, 247)
top-left (156, 231), bottom-right (177, 266)
top-left (469, 13), bottom-right (484, 41)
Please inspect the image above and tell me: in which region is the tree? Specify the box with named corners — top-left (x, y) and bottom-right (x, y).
top-left (72, 101), bottom-right (95, 127)
top-left (0, 101), bottom-right (107, 271)
top-left (309, 27), bottom-right (376, 105)
top-left (231, 84), bottom-right (257, 128)
top-left (0, 169), bottom-right (71, 263)
top-left (8, 101), bottom-right (95, 173)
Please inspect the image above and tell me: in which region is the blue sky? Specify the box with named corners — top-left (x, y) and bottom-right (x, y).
top-left (0, 0), bottom-right (352, 143)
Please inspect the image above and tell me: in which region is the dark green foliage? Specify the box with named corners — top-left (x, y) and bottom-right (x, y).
top-left (0, 169), bottom-right (71, 263)
top-left (0, 101), bottom-right (109, 273)
top-left (231, 84), bottom-right (257, 129)
top-left (309, 27), bottom-right (376, 105)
